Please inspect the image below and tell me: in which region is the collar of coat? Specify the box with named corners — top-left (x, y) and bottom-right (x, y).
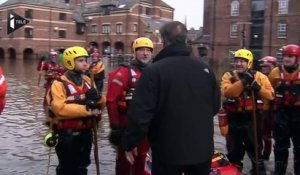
top-left (153, 43), bottom-right (190, 63)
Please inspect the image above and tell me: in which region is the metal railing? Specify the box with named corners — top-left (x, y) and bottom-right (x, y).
top-left (107, 54), bottom-right (133, 66)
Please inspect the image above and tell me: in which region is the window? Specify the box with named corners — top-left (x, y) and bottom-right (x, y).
top-left (102, 24), bottom-right (110, 34)
top-left (0, 27), bottom-right (2, 38)
top-left (59, 13), bottom-right (66, 21)
top-left (133, 24), bottom-right (138, 32)
top-left (139, 6), bottom-right (143, 14)
top-left (231, 0), bottom-right (239, 16)
top-left (0, 12), bottom-right (2, 20)
top-left (230, 24), bottom-right (238, 38)
top-left (145, 7), bottom-right (151, 15)
top-left (116, 24), bottom-right (123, 34)
top-left (76, 23), bottom-right (85, 34)
top-left (91, 24), bottom-right (97, 33)
top-left (58, 30), bottom-right (66, 38)
top-left (278, 0), bottom-right (288, 14)
top-left (277, 22), bottom-right (287, 38)
top-left (24, 28), bottom-right (33, 38)
top-left (25, 9), bottom-right (33, 19)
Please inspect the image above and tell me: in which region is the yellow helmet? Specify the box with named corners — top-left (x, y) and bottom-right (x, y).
top-left (63, 46), bottom-right (88, 70)
top-left (234, 49), bottom-right (254, 69)
top-left (132, 37), bottom-right (154, 55)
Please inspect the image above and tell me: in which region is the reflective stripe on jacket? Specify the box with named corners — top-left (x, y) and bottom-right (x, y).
top-left (268, 66), bottom-right (300, 107)
top-left (106, 66), bottom-right (141, 128)
top-left (221, 70), bottom-right (274, 113)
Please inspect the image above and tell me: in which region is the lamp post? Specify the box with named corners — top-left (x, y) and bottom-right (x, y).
top-left (236, 22), bottom-right (252, 48)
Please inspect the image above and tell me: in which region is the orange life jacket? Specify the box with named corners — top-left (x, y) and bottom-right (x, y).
top-left (54, 78), bottom-right (94, 130)
top-left (223, 71), bottom-right (264, 113)
top-left (275, 67), bottom-right (300, 107)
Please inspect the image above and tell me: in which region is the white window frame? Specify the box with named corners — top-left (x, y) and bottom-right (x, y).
top-left (116, 23), bottom-right (123, 34)
top-left (102, 24), bottom-right (110, 34)
top-left (278, 0), bottom-right (289, 15)
top-left (133, 24), bottom-right (138, 32)
top-left (231, 0), bottom-right (240, 16)
top-left (24, 27), bottom-right (33, 38)
top-left (277, 23), bottom-right (287, 38)
top-left (230, 24), bottom-right (238, 38)
top-left (91, 24), bottom-right (97, 33)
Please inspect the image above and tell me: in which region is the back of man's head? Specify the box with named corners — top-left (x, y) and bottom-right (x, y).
top-left (159, 21), bottom-right (187, 46)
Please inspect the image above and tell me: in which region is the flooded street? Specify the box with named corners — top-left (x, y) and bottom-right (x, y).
top-left (0, 58), bottom-right (293, 175)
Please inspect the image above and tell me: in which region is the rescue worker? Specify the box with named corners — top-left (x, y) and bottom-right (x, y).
top-left (37, 49), bottom-right (65, 106)
top-left (0, 66), bottom-right (7, 114)
top-left (259, 56), bottom-right (277, 160)
top-left (106, 37), bottom-right (153, 175)
top-left (268, 44), bottom-right (300, 175)
top-left (88, 49), bottom-right (105, 95)
top-left (47, 46), bottom-right (105, 175)
top-left (221, 49), bottom-right (274, 175)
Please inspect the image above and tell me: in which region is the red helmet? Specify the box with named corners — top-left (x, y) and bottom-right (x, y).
top-left (92, 52), bottom-right (100, 58)
top-left (282, 44), bottom-right (300, 58)
top-left (49, 49), bottom-right (57, 56)
top-left (260, 56), bottom-right (277, 67)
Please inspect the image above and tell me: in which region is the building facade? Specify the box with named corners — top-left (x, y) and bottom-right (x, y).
top-left (0, 0), bottom-right (174, 59)
top-left (203, 0), bottom-right (300, 74)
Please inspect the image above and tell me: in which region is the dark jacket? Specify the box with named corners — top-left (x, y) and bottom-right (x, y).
top-left (123, 43), bottom-right (220, 165)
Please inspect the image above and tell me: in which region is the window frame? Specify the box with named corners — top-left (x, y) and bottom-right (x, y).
top-left (58, 29), bottom-right (66, 38)
top-left (278, 0), bottom-right (289, 15)
top-left (230, 24), bottom-right (239, 38)
top-left (116, 23), bottom-right (123, 34)
top-left (91, 24), bottom-right (97, 33)
top-left (25, 9), bottom-right (33, 19)
top-left (59, 13), bottom-right (67, 21)
top-left (102, 24), bottom-right (111, 34)
top-left (277, 22), bottom-right (287, 38)
top-left (231, 0), bottom-right (240, 16)
top-left (24, 27), bottom-right (33, 38)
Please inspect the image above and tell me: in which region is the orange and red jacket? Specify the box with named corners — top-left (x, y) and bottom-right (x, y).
top-left (221, 70), bottom-right (274, 113)
top-left (106, 66), bottom-right (141, 129)
top-left (37, 61), bottom-right (65, 85)
top-left (268, 66), bottom-right (300, 107)
top-left (47, 74), bottom-right (106, 130)
top-left (0, 67), bottom-right (7, 114)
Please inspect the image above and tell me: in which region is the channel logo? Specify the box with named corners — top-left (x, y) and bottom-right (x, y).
top-left (7, 11), bottom-right (30, 34)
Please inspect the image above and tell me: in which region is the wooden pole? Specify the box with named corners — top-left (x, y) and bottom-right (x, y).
top-left (251, 91), bottom-right (259, 175)
top-left (89, 67), bottom-right (100, 175)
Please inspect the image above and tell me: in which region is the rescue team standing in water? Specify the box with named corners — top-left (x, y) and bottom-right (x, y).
top-left (1, 20), bottom-right (299, 175)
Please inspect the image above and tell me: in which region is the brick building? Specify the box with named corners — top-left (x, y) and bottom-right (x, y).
top-left (203, 0), bottom-right (300, 74)
top-left (0, 0), bottom-right (173, 59)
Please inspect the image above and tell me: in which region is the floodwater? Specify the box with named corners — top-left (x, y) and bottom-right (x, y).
top-left (0, 58), bottom-right (293, 175)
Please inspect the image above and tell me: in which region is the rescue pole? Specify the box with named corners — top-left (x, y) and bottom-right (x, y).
top-left (89, 66), bottom-right (101, 175)
top-left (251, 91), bottom-right (259, 175)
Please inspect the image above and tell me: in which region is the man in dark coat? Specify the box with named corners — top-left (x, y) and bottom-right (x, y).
top-left (123, 21), bottom-right (220, 175)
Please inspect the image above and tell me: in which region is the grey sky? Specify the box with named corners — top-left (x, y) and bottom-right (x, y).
top-left (0, 0), bottom-right (204, 29)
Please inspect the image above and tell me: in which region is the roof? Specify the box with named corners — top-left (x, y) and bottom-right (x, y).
top-left (83, 0), bottom-right (173, 14)
top-left (141, 16), bottom-right (171, 32)
top-left (194, 34), bottom-right (211, 44)
top-left (0, 0), bottom-right (72, 10)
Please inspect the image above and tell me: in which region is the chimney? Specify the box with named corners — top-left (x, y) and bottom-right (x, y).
top-left (152, 0), bottom-right (161, 19)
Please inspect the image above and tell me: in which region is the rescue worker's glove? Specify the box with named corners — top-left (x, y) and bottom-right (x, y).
top-left (276, 82), bottom-right (285, 94)
top-left (250, 81), bottom-right (261, 92)
top-left (109, 126), bottom-right (122, 146)
top-left (244, 71), bottom-right (254, 85)
top-left (85, 88), bottom-right (99, 110)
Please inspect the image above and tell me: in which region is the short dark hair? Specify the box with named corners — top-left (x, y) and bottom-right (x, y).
top-left (159, 21), bottom-right (187, 45)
